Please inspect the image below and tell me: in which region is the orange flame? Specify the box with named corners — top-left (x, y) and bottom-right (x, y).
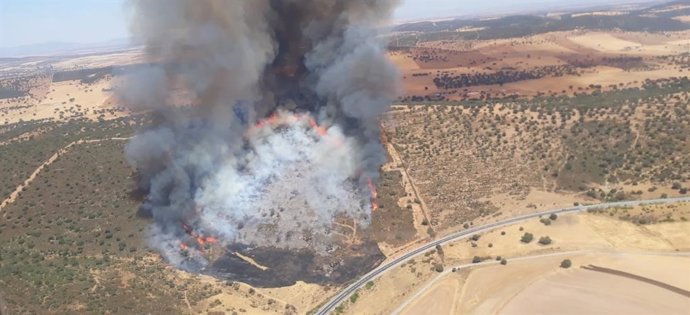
top-left (181, 221), bottom-right (219, 250)
top-left (196, 236), bottom-right (206, 246)
top-left (254, 113), bottom-right (280, 130)
top-left (309, 118), bottom-right (328, 137)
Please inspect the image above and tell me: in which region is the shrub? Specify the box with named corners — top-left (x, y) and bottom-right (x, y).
top-left (349, 291), bottom-right (360, 303)
top-left (520, 232), bottom-right (534, 243)
top-left (472, 256), bottom-right (482, 263)
top-left (434, 263), bottom-right (444, 273)
top-left (560, 259), bottom-right (572, 268)
top-left (500, 259), bottom-right (507, 265)
top-left (549, 213), bottom-right (558, 220)
top-left (538, 236), bottom-right (552, 245)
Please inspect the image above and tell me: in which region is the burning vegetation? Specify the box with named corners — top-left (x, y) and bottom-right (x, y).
top-left (121, 0), bottom-right (399, 280)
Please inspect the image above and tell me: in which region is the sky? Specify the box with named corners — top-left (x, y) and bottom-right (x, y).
top-left (0, 0), bottom-right (660, 48)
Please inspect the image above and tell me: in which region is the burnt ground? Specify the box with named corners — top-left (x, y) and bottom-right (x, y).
top-left (208, 170), bottom-right (415, 288)
top-left (209, 241), bottom-right (385, 288)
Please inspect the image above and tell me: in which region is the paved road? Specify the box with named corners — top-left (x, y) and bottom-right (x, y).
top-left (315, 196), bottom-right (690, 315)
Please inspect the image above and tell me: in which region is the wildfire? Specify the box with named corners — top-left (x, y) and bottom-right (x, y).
top-left (253, 113), bottom-right (279, 130)
top-left (180, 221), bottom-right (220, 252)
top-left (309, 117), bottom-right (328, 137)
top-left (249, 112), bottom-right (339, 144)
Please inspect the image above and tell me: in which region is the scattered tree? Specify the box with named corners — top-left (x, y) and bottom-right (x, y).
top-left (434, 263), bottom-right (444, 272)
top-left (538, 236), bottom-right (552, 245)
top-left (520, 232), bottom-right (534, 243)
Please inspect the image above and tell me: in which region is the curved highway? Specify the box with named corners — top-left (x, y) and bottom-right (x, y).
top-left (315, 196), bottom-right (690, 314)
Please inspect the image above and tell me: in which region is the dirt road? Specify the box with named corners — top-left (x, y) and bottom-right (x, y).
top-left (0, 137), bottom-right (131, 212)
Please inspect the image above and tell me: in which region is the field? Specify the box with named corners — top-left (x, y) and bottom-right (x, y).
top-left (384, 79), bottom-right (690, 232)
top-left (1, 1), bottom-right (690, 314)
top-left (340, 203), bottom-right (690, 314)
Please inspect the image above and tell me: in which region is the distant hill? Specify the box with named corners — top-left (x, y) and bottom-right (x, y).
top-left (391, 0), bottom-right (690, 45)
top-left (0, 38), bottom-right (133, 58)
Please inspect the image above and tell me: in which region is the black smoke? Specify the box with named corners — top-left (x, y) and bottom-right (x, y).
top-left (122, 0), bottom-right (400, 270)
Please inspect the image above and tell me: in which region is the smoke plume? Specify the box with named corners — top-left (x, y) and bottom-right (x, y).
top-left (122, 0), bottom-right (400, 271)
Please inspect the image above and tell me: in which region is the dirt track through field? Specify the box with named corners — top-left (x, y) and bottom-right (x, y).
top-left (0, 137), bottom-right (131, 212)
top-left (582, 264), bottom-right (690, 297)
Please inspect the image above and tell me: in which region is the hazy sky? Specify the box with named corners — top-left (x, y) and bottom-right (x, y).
top-left (0, 0), bottom-right (657, 48)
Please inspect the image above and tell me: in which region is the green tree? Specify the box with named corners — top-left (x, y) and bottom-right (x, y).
top-left (538, 236), bottom-right (552, 245)
top-left (434, 263), bottom-right (444, 272)
top-left (520, 232), bottom-right (534, 243)
top-left (350, 291), bottom-right (360, 303)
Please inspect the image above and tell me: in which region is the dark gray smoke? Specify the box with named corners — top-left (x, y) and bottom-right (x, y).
top-left (122, 0), bottom-right (400, 270)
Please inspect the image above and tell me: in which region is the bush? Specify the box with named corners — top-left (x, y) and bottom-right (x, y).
top-left (549, 213), bottom-right (558, 220)
top-left (500, 258), bottom-right (507, 265)
top-left (540, 218), bottom-right (552, 225)
top-left (520, 232), bottom-right (534, 243)
top-left (560, 259), bottom-right (572, 268)
top-left (349, 291), bottom-right (360, 303)
top-left (472, 256), bottom-right (482, 263)
top-left (538, 236), bottom-right (552, 245)
top-left (434, 263), bottom-right (444, 272)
